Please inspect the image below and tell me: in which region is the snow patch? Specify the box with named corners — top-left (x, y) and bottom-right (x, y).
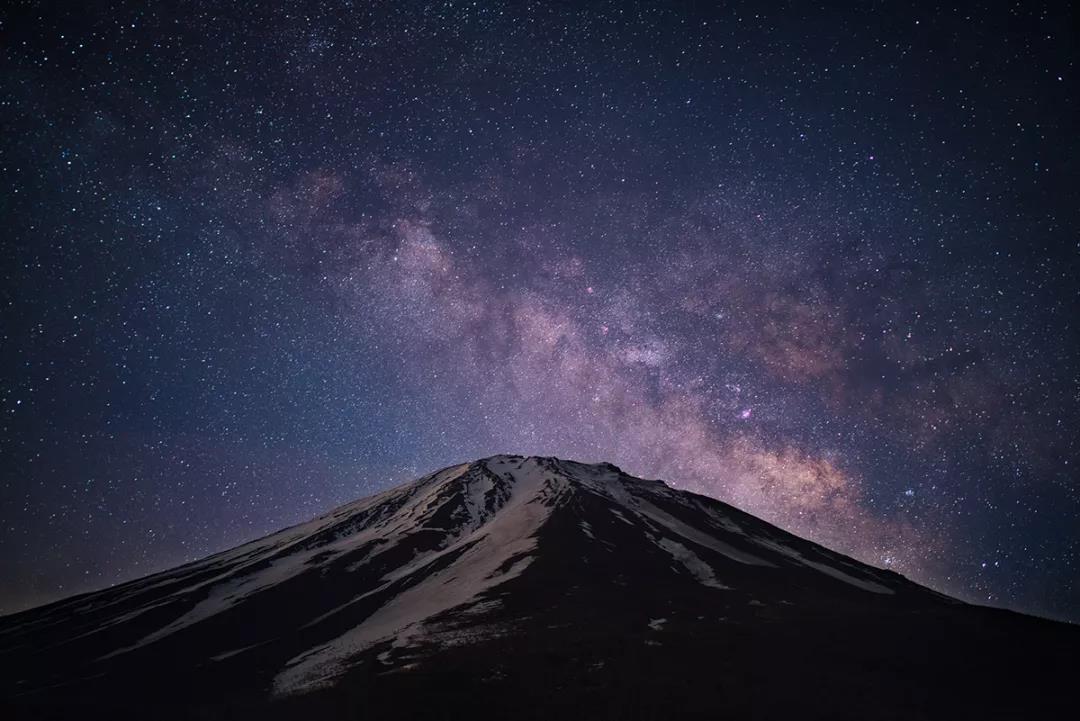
top-left (210, 643), bottom-right (260, 662)
top-left (657, 538), bottom-right (731, 590)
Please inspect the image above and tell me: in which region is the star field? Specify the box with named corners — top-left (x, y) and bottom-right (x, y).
top-left (1, 1), bottom-right (1077, 621)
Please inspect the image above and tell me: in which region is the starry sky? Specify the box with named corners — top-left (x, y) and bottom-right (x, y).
top-left (1, 1), bottom-right (1077, 622)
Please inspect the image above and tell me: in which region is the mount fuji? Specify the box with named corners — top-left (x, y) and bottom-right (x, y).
top-left (1, 455), bottom-right (1075, 719)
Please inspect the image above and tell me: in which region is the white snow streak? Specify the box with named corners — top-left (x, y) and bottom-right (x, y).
top-left (657, 539), bottom-right (731, 590)
top-left (271, 457), bottom-right (556, 696)
top-left (752, 538), bottom-right (894, 594)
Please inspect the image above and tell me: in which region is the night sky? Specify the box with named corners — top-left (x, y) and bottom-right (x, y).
top-left (1, 1), bottom-right (1077, 622)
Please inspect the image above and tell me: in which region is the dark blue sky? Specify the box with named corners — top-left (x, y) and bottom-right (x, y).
top-left (1, 1), bottom-right (1077, 621)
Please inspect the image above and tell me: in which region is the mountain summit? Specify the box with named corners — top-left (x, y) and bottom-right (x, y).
top-left (2, 455), bottom-right (1075, 719)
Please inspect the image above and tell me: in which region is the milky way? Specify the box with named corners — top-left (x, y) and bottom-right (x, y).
top-left (1, 1), bottom-right (1077, 621)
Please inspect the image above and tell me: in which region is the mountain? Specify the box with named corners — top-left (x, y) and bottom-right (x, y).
top-left (1, 455), bottom-right (1076, 720)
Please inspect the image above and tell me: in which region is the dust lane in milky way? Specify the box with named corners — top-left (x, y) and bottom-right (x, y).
top-left (0, 1), bottom-right (1076, 621)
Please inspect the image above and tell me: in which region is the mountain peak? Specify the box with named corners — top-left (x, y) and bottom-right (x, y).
top-left (471, 454), bottom-right (650, 493)
top-left (472, 453), bottom-right (625, 476)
